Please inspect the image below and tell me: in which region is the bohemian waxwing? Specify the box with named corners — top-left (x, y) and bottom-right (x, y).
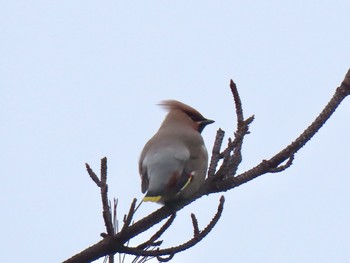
top-left (139, 100), bottom-right (214, 204)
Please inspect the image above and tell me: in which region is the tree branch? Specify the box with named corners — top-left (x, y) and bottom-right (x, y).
top-left (136, 213), bottom-right (176, 250)
top-left (119, 196), bottom-right (225, 257)
top-left (208, 128), bottom-right (225, 178)
top-left (99, 157), bottom-right (115, 237)
top-left (210, 68), bottom-right (350, 192)
top-left (63, 69), bottom-right (350, 263)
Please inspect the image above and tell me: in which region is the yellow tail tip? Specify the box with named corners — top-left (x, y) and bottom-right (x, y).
top-left (143, 195), bottom-right (162, 202)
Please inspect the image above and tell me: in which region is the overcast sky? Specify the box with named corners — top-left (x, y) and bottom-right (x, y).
top-left (1, 1), bottom-right (350, 262)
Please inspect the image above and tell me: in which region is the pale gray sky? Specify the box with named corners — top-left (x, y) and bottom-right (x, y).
top-left (1, 1), bottom-right (350, 262)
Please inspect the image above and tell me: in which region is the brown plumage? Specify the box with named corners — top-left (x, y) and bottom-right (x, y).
top-left (139, 100), bottom-right (214, 204)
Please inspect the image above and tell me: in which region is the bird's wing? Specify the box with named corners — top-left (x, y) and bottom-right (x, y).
top-left (141, 143), bottom-right (190, 195)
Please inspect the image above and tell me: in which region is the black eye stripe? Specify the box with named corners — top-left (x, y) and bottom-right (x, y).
top-left (184, 110), bottom-right (205, 122)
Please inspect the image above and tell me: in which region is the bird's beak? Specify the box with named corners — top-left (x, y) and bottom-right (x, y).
top-left (198, 119), bottom-right (215, 133)
top-left (201, 119), bottom-right (215, 125)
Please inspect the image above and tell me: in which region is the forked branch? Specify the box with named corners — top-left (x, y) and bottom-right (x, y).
top-left (63, 69), bottom-right (350, 263)
top-left (120, 196), bottom-right (225, 258)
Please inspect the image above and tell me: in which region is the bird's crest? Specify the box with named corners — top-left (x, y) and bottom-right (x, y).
top-left (159, 100), bottom-right (206, 122)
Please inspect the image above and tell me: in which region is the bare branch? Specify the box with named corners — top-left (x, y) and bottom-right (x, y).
top-left (214, 81), bottom-right (255, 179)
top-left (113, 198), bottom-right (118, 234)
top-left (230, 79), bottom-right (244, 124)
top-left (86, 163), bottom-right (101, 187)
top-left (108, 253), bottom-right (114, 263)
top-left (64, 69), bottom-right (350, 263)
top-left (119, 196), bottom-right (225, 257)
top-left (157, 254), bottom-right (174, 262)
top-left (209, 69), bottom-right (350, 193)
top-left (227, 115), bottom-right (255, 177)
top-left (100, 157), bottom-right (114, 236)
top-left (157, 254), bottom-right (175, 262)
top-left (119, 199), bottom-right (137, 236)
top-left (208, 129), bottom-right (225, 178)
top-left (215, 137), bottom-right (233, 179)
top-left (191, 214), bottom-right (200, 237)
top-left (267, 155), bottom-right (295, 173)
top-left (137, 213), bottom-right (176, 250)
top-left (215, 114), bottom-right (254, 179)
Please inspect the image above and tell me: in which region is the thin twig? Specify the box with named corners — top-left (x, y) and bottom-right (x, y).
top-left (100, 157), bottom-right (114, 236)
top-left (86, 163), bottom-right (101, 187)
top-left (156, 254), bottom-right (174, 262)
top-left (119, 199), bottom-right (137, 236)
top-left (227, 115), bottom-right (255, 177)
top-left (268, 155), bottom-right (295, 173)
top-left (215, 80), bottom-right (254, 179)
top-left (120, 196), bottom-right (225, 257)
top-left (215, 137), bottom-right (233, 178)
top-left (137, 213), bottom-right (176, 250)
top-left (208, 129), bottom-right (225, 178)
top-left (108, 254), bottom-right (114, 263)
top-left (191, 214), bottom-right (200, 237)
top-left (230, 79), bottom-right (244, 124)
top-left (114, 198), bottom-right (118, 234)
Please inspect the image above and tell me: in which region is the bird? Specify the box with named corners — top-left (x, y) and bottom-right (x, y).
top-left (138, 100), bottom-right (214, 204)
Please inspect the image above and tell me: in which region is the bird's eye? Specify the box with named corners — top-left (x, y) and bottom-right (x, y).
top-left (185, 111), bottom-right (205, 122)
